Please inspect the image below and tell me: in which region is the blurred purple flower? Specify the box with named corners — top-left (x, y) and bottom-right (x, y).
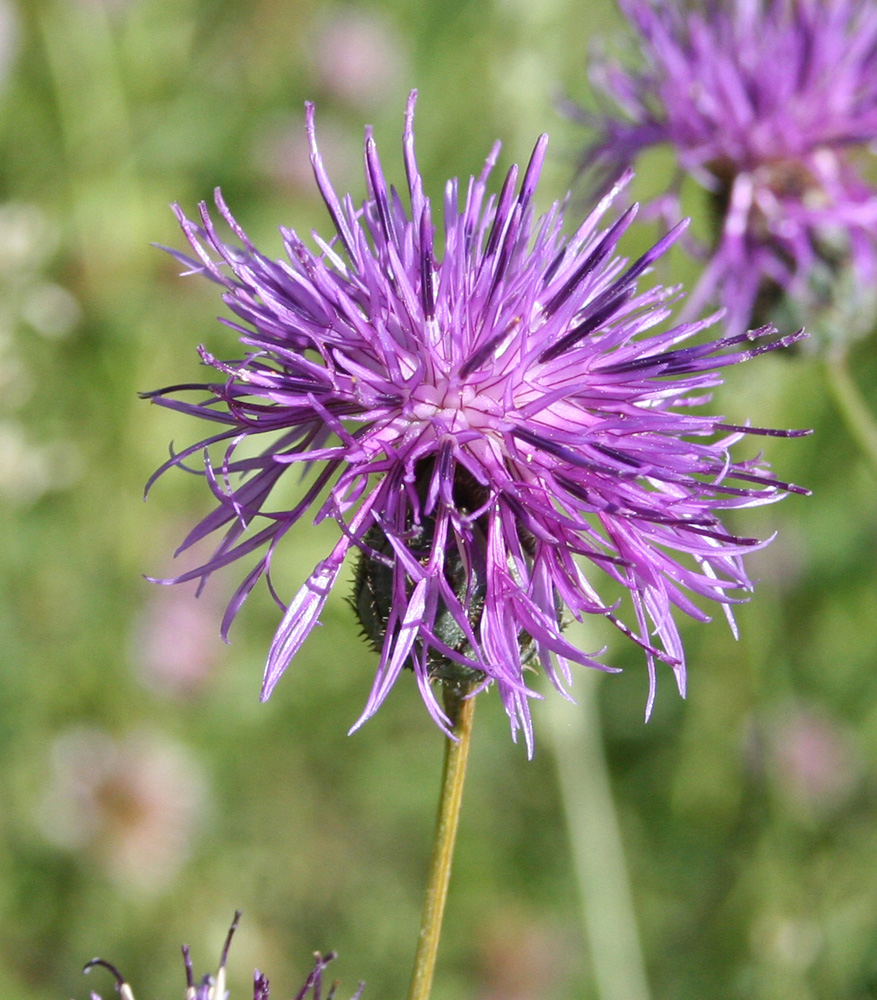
top-left (147, 91), bottom-right (807, 754)
top-left (81, 912), bottom-right (364, 1000)
top-left (575, 0), bottom-right (877, 335)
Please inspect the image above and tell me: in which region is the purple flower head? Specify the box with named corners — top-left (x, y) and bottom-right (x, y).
top-left (146, 91), bottom-right (808, 755)
top-left (575, 0), bottom-right (877, 337)
top-left (80, 913), bottom-right (364, 1000)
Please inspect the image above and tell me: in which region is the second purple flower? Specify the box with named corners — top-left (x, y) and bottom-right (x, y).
top-left (576, 0), bottom-right (877, 337)
top-left (147, 91), bottom-right (807, 753)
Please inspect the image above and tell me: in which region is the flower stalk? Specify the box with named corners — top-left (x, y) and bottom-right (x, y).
top-left (406, 684), bottom-right (476, 1000)
top-left (547, 668), bottom-right (650, 1000)
top-left (824, 351), bottom-right (877, 477)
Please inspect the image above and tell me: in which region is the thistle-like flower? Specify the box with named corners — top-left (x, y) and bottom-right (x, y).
top-left (81, 912), bottom-right (364, 1000)
top-left (146, 91), bottom-right (807, 754)
top-left (575, 0), bottom-right (877, 337)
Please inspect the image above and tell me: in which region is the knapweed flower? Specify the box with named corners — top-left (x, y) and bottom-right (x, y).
top-left (81, 912), bottom-right (364, 1000)
top-left (146, 91), bottom-right (807, 754)
top-left (575, 0), bottom-right (877, 337)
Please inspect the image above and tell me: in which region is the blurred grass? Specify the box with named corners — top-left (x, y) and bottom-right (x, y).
top-left (1, 0), bottom-right (877, 999)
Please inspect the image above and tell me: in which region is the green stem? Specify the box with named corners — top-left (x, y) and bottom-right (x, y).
top-left (406, 684), bottom-right (476, 1000)
top-left (547, 668), bottom-right (651, 1000)
top-left (824, 352), bottom-right (877, 477)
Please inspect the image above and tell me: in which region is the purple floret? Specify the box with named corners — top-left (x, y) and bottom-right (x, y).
top-left (576, 0), bottom-right (877, 335)
top-left (146, 91), bottom-right (807, 754)
top-left (81, 912), bottom-right (363, 1000)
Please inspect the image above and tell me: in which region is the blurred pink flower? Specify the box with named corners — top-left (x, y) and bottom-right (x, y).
top-left (130, 581), bottom-right (226, 698)
top-left (476, 910), bottom-right (571, 1000)
top-left (772, 708), bottom-right (861, 813)
top-left (38, 727), bottom-right (209, 893)
top-left (750, 704), bottom-right (862, 816)
top-left (255, 115), bottom-right (362, 197)
top-left (311, 9), bottom-right (408, 110)
top-left (0, 0), bottom-right (19, 90)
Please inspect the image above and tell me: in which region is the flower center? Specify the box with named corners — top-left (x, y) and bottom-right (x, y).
top-left (408, 382), bottom-right (500, 433)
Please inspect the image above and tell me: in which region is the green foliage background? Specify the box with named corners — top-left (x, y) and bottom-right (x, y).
top-left (1, 1), bottom-right (876, 998)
